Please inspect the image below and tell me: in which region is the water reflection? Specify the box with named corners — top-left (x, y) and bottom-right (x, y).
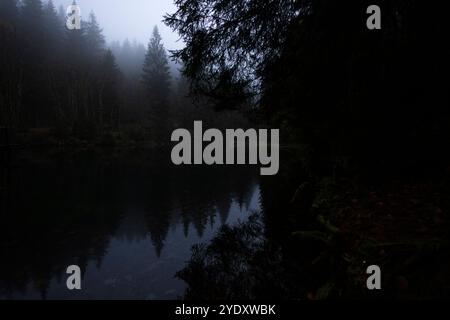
top-left (0, 150), bottom-right (261, 300)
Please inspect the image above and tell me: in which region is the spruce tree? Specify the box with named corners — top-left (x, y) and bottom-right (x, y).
top-left (85, 11), bottom-right (105, 59)
top-left (20, 0), bottom-right (44, 42)
top-left (142, 26), bottom-right (171, 127)
top-left (57, 4), bottom-right (65, 25)
top-left (43, 0), bottom-right (63, 58)
top-left (100, 50), bottom-right (121, 128)
top-left (63, 1), bottom-right (86, 65)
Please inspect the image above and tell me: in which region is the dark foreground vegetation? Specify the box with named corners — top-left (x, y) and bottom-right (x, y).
top-left (1, 0), bottom-right (450, 299)
top-left (166, 0), bottom-right (450, 299)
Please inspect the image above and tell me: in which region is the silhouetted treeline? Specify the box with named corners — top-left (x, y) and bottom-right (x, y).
top-left (0, 1), bottom-right (186, 144)
top-left (0, 150), bottom-right (258, 298)
top-left (0, 0), bottom-right (252, 146)
top-left (0, 0), bottom-right (121, 137)
top-left (166, 0), bottom-right (450, 168)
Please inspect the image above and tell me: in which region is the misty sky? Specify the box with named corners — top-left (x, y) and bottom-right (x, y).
top-left (52, 0), bottom-right (183, 50)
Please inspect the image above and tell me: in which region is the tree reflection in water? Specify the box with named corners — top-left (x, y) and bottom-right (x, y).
top-left (0, 149), bottom-right (261, 299)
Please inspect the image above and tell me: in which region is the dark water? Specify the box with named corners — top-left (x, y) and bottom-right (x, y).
top-left (0, 149), bottom-right (261, 300)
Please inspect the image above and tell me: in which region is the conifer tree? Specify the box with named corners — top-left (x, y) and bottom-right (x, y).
top-left (20, 0), bottom-right (44, 43)
top-left (43, 0), bottom-right (63, 57)
top-left (85, 11), bottom-right (105, 59)
top-left (57, 4), bottom-right (66, 25)
top-left (63, 1), bottom-right (86, 64)
top-left (142, 26), bottom-right (171, 124)
top-left (99, 50), bottom-right (121, 128)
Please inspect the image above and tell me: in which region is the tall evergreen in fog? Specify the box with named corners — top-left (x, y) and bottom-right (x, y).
top-left (20, 0), bottom-right (43, 34)
top-left (63, 6), bottom-right (86, 65)
top-left (142, 26), bottom-right (171, 130)
top-left (43, 0), bottom-right (63, 58)
top-left (57, 4), bottom-right (65, 25)
top-left (99, 50), bottom-right (122, 128)
top-left (85, 11), bottom-right (105, 59)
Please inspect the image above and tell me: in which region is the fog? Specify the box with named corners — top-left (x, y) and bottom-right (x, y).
top-left (52, 0), bottom-right (183, 50)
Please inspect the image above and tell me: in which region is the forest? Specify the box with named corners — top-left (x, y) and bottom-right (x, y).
top-left (0, 0), bottom-right (247, 148)
top-left (165, 0), bottom-right (450, 299)
top-left (1, 0), bottom-right (450, 300)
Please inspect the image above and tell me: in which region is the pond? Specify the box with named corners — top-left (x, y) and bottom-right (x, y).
top-left (0, 149), bottom-right (262, 300)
